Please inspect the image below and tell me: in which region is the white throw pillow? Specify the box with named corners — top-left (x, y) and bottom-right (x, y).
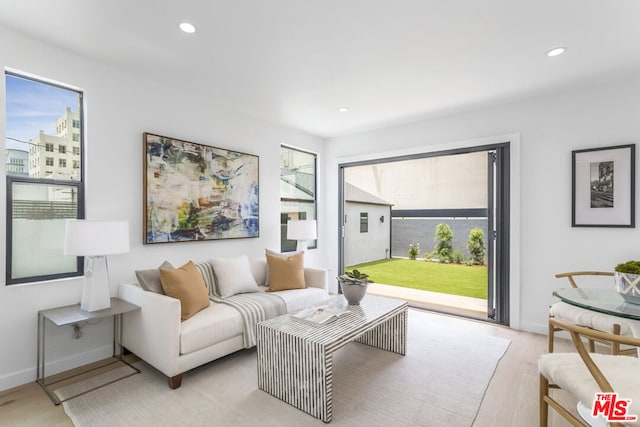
top-left (211, 255), bottom-right (259, 298)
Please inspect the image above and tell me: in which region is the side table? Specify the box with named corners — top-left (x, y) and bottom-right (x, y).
top-left (37, 297), bottom-right (141, 405)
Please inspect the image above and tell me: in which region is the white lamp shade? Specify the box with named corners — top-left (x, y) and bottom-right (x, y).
top-left (64, 220), bottom-right (130, 256)
top-left (287, 219), bottom-right (317, 241)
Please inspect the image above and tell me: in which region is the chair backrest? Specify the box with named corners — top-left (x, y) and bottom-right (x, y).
top-left (549, 317), bottom-right (640, 392)
top-left (555, 271), bottom-right (614, 288)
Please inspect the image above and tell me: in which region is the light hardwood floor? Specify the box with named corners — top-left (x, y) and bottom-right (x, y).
top-left (0, 311), bottom-right (581, 427)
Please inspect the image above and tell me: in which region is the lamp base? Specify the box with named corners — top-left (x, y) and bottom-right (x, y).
top-left (80, 256), bottom-right (112, 312)
top-left (296, 240), bottom-right (308, 252)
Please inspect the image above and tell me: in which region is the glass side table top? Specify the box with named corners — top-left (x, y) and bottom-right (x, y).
top-left (553, 288), bottom-right (640, 321)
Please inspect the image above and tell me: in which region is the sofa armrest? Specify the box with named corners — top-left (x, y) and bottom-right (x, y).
top-left (118, 283), bottom-right (182, 377)
top-left (304, 267), bottom-right (328, 292)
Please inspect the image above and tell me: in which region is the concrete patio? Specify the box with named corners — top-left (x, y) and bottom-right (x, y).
top-left (367, 282), bottom-right (487, 319)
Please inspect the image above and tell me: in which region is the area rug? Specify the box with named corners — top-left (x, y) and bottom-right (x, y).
top-left (59, 309), bottom-right (510, 426)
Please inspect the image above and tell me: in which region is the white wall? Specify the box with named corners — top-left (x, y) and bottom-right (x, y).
top-left (0, 26), bottom-right (327, 391)
top-left (344, 202), bottom-right (391, 266)
top-left (325, 75), bottom-right (640, 334)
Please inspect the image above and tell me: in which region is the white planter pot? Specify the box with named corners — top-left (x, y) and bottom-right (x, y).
top-left (340, 282), bottom-right (368, 305)
top-left (614, 272), bottom-right (640, 304)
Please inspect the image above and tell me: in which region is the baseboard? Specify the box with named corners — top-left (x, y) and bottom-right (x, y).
top-left (518, 320), bottom-right (548, 336)
top-left (0, 344), bottom-right (112, 392)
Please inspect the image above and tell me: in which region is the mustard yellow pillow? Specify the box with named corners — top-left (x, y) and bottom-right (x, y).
top-left (160, 261), bottom-right (210, 321)
top-left (266, 251), bottom-right (306, 291)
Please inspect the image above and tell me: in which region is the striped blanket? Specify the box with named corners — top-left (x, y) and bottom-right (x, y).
top-left (210, 292), bottom-right (286, 348)
top-left (195, 260), bottom-right (286, 348)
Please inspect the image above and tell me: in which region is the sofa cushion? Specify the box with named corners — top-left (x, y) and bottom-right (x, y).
top-left (160, 261), bottom-right (210, 321)
top-left (249, 258), bottom-right (267, 286)
top-left (180, 304), bottom-right (244, 355)
top-left (212, 255), bottom-right (259, 298)
top-left (135, 260), bottom-right (174, 294)
top-left (266, 250), bottom-right (306, 291)
top-left (268, 287), bottom-right (328, 312)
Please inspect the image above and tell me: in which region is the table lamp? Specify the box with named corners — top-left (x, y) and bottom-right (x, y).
top-left (287, 219), bottom-right (317, 251)
top-left (64, 220), bottom-right (130, 312)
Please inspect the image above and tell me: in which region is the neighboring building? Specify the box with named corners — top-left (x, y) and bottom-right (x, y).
top-left (344, 152), bottom-right (488, 210)
top-left (5, 148), bottom-right (28, 176)
top-left (344, 183), bottom-right (392, 266)
top-left (28, 107), bottom-right (81, 180)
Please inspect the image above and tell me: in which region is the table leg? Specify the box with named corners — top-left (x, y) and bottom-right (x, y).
top-left (37, 313), bottom-right (44, 384)
top-left (257, 324), bottom-right (333, 423)
top-left (355, 308), bottom-right (407, 355)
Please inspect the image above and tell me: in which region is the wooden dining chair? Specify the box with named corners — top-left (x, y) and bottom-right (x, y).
top-left (540, 317), bottom-right (640, 427)
top-left (549, 271), bottom-right (636, 356)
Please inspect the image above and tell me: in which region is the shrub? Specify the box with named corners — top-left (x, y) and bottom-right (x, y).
top-left (451, 248), bottom-right (464, 264)
top-left (467, 227), bottom-right (485, 265)
top-left (424, 250), bottom-right (436, 261)
top-left (408, 242), bottom-right (420, 260)
top-left (434, 223), bottom-right (453, 263)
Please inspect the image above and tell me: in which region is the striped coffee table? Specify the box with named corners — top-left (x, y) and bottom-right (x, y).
top-left (256, 294), bottom-right (408, 423)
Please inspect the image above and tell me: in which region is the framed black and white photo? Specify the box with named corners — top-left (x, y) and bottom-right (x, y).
top-left (572, 144), bottom-right (635, 227)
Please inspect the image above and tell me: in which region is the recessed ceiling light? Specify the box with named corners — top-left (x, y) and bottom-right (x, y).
top-left (179, 22), bottom-right (196, 34)
top-left (338, 107), bottom-right (349, 113)
top-left (546, 47), bottom-right (566, 57)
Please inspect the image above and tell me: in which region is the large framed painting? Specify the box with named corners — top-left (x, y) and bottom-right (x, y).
top-left (143, 133), bottom-right (259, 244)
top-left (572, 144), bottom-right (635, 228)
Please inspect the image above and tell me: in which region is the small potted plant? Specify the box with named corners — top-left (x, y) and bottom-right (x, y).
top-left (614, 260), bottom-right (640, 304)
top-left (337, 269), bottom-right (373, 305)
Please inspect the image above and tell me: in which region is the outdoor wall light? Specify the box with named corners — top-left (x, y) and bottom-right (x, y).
top-left (380, 216), bottom-right (384, 223)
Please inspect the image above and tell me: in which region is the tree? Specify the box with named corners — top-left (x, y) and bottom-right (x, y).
top-left (434, 223), bottom-right (453, 263)
top-left (467, 227), bottom-right (485, 265)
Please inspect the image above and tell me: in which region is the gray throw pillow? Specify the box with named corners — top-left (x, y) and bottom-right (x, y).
top-left (135, 261), bottom-right (174, 294)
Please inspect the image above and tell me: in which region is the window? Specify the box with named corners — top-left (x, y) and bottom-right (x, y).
top-left (72, 133), bottom-right (79, 142)
top-left (5, 72), bottom-right (84, 284)
top-left (360, 212), bottom-right (368, 233)
top-left (72, 119), bottom-right (80, 128)
top-left (280, 145), bottom-right (317, 252)
top-left (73, 160), bottom-right (80, 169)
top-left (73, 146), bottom-right (80, 155)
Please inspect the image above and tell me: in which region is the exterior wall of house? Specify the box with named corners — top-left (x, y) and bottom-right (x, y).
top-left (346, 151), bottom-right (488, 209)
top-left (344, 201), bottom-right (391, 266)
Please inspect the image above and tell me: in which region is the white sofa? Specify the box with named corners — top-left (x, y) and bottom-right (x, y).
top-left (118, 258), bottom-right (328, 388)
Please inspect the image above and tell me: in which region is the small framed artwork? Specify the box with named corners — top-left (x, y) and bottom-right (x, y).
top-left (572, 144), bottom-right (635, 227)
top-left (143, 133), bottom-right (259, 244)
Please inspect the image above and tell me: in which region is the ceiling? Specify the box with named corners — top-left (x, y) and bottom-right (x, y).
top-left (1, 1), bottom-right (640, 138)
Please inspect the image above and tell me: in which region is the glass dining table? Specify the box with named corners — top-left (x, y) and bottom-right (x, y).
top-left (553, 288), bottom-right (640, 321)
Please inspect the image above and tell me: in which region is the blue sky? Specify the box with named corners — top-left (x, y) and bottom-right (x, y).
top-left (5, 75), bottom-right (79, 151)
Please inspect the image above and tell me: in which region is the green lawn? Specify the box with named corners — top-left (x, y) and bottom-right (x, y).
top-left (346, 258), bottom-right (488, 299)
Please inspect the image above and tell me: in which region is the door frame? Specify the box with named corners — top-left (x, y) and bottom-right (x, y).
top-left (338, 142), bottom-right (511, 326)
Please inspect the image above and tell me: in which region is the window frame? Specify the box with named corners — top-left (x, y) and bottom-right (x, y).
top-left (280, 145), bottom-right (318, 252)
top-left (5, 71), bottom-right (85, 285)
top-left (360, 212), bottom-right (369, 233)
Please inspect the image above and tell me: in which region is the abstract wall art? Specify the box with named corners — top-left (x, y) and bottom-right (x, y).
top-left (143, 133), bottom-right (259, 244)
